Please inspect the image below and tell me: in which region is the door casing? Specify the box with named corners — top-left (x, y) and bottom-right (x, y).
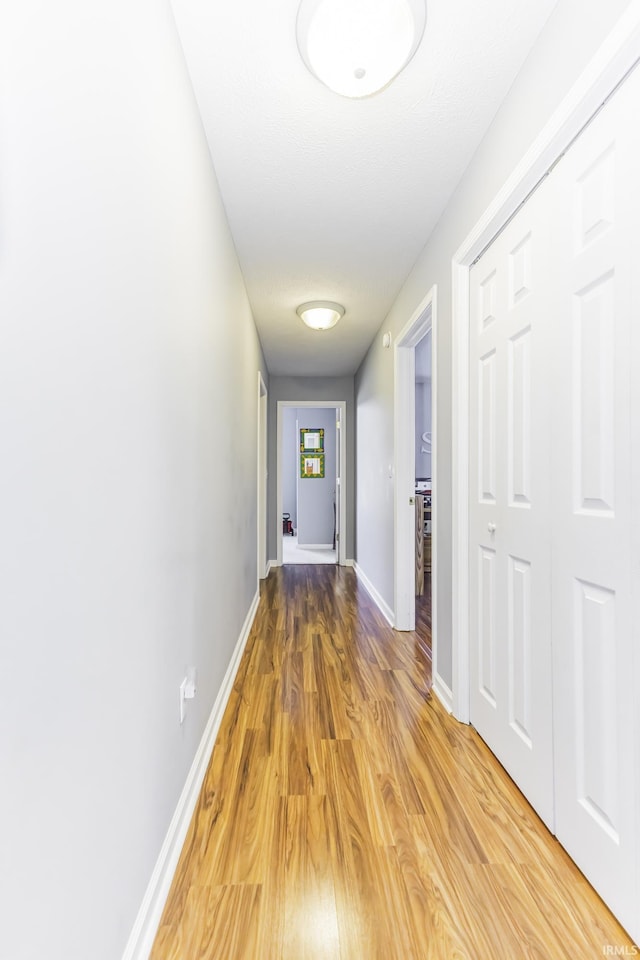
top-left (257, 372), bottom-right (268, 581)
top-left (393, 287), bottom-right (439, 695)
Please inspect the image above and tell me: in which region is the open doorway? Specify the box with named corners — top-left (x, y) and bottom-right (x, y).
top-left (277, 400), bottom-right (347, 567)
top-left (394, 287), bottom-right (437, 668)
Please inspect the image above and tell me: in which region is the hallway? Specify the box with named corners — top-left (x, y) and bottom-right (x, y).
top-left (150, 567), bottom-right (632, 959)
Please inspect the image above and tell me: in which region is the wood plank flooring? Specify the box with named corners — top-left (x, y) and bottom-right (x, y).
top-left (151, 565), bottom-right (635, 959)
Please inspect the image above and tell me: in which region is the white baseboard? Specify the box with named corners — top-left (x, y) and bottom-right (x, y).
top-left (432, 673), bottom-right (454, 714)
top-left (343, 558), bottom-right (355, 567)
top-left (353, 562), bottom-right (395, 627)
top-left (264, 560), bottom-right (272, 577)
top-left (121, 589), bottom-right (260, 960)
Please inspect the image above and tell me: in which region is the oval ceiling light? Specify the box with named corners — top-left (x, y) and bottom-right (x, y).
top-left (296, 0), bottom-right (426, 99)
top-left (297, 301), bottom-right (345, 331)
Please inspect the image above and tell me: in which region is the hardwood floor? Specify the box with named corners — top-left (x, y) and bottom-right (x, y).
top-left (151, 565), bottom-right (635, 959)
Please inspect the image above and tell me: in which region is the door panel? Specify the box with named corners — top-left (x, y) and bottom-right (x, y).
top-left (478, 349), bottom-right (497, 503)
top-left (508, 554), bottom-right (532, 747)
top-left (550, 66), bottom-right (639, 938)
top-left (478, 545), bottom-right (497, 706)
top-left (469, 175), bottom-right (556, 830)
top-left (508, 327), bottom-right (532, 507)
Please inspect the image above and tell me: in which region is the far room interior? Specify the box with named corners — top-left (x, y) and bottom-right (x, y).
top-left (282, 405), bottom-right (337, 564)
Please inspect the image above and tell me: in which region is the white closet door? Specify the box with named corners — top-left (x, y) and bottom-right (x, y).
top-left (469, 175), bottom-right (557, 830)
top-left (550, 66), bottom-right (640, 939)
top-left (468, 59), bottom-right (640, 941)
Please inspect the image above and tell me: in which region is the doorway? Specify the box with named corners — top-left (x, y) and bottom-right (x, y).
top-left (394, 287), bottom-right (438, 673)
top-left (276, 400), bottom-right (347, 567)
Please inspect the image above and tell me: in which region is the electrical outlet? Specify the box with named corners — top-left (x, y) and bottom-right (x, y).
top-left (179, 667), bottom-right (197, 724)
top-left (179, 678), bottom-right (187, 724)
top-left (185, 665), bottom-right (197, 700)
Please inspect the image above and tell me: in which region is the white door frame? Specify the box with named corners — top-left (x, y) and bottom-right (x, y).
top-left (451, 11), bottom-right (640, 723)
top-left (393, 286), bottom-right (438, 671)
top-left (257, 372), bottom-right (268, 582)
top-left (276, 400), bottom-right (347, 566)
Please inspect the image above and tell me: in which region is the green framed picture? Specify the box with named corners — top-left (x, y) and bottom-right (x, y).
top-left (300, 453), bottom-right (325, 478)
top-left (299, 427), bottom-right (324, 454)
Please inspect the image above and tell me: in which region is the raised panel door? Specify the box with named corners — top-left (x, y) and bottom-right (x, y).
top-left (550, 64), bottom-right (639, 941)
top-left (469, 175), bottom-right (556, 830)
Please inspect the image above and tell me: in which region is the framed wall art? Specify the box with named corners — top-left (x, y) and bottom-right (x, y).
top-left (300, 453), bottom-right (325, 478)
top-left (299, 427), bottom-right (324, 454)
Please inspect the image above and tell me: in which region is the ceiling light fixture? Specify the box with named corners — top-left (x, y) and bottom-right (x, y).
top-left (297, 301), bottom-right (345, 331)
top-left (296, 0), bottom-right (426, 99)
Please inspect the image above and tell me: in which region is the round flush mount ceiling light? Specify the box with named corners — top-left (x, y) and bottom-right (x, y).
top-left (296, 0), bottom-right (426, 99)
top-left (297, 301), bottom-right (345, 331)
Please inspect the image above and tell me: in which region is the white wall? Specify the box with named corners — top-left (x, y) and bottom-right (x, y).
top-left (355, 0), bottom-right (634, 689)
top-left (0, 3), bottom-right (267, 959)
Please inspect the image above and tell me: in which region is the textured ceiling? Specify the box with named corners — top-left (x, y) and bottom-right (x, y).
top-left (170, 0), bottom-right (559, 376)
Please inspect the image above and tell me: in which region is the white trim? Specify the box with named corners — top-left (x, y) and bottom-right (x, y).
top-left (121, 590), bottom-right (260, 960)
top-left (257, 373), bottom-right (268, 583)
top-left (344, 558), bottom-right (355, 567)
top-left (295, 543), bottom-right (334, 550)
top-left (430, 291), bottom-right (439, 696)
top-left (393, 286), bottom-right (438, 674)
top-left (432, 674), bottom-right (453, 715)
top-left (276, 400), bottom-right (348, 567)
top-left (276, 404), bottom-right (283, 568)
top-left (451, 259), bottom-right (471, 724)
top-left (451, 8), bottom-right (640, 724)
top-left (265, 560), bottom-right (273, 578)
top-left (354, 561), bottom-right (395, 627)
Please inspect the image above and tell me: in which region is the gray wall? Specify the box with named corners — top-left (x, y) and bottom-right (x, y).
top-left (415, 381), bottom-right (432, 480)
top-left (0, 4), bottom-right (268, 959)
top-left (297, 407), bottom-right (337, 546)
top-left (354, 0), bottom-right (633, 693)
top-left (268, 377), bottom-right (355, 561)
top-left (415, 331), bottom-right (432, 479)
